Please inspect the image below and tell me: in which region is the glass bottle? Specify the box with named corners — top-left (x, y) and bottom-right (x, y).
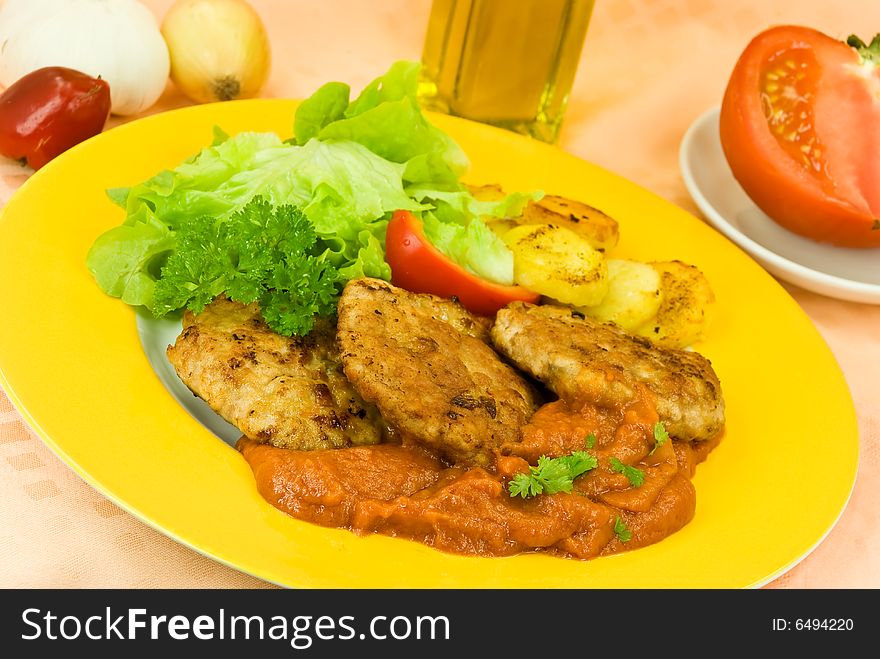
top-left (418, 0), bottom-right (595, 143)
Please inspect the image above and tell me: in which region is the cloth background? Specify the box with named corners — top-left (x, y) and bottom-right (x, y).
top-left (1, 0), bottom-right (878, 588)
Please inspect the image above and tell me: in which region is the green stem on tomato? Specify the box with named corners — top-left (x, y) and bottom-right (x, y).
top-left (846, 33), bottom-right (880, 65)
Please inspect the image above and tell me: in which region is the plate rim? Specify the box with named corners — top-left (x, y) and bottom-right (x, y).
top-left (679, 106), bottom-right (880, 305)
top-left (0, 98), bottom-right (861, 589)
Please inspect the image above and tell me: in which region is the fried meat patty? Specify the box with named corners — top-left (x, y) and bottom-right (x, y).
top-left (337, 278), bottom-right (537, 467)
top-left (167, 297), bottom-right (385, 450)
top-left (491, 302), bottom-right (724, 441)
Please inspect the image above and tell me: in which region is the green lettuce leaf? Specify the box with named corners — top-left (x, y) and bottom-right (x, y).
top-left (88, 134), bottom-right (422, 313)
top-left (295, 60), bottom-right (468, 186)
top-left (293, 81), bottom-right (350, 145)
top-left (86, 219), bottom-right (175, 311)
top-left (412, 187), bottom-right (539, 285)
top-left (87, 60), bottom-right (540, 323)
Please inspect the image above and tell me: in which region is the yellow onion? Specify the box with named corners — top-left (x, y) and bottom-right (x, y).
top-left (160, 0), bottom-right (271, 103)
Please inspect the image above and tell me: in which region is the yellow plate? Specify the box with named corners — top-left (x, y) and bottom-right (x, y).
top-left (0, 99), bottom-right (859, 588)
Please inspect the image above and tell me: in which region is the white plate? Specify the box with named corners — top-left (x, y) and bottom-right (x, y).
top-left (679, 107), bottom-right (880, 305)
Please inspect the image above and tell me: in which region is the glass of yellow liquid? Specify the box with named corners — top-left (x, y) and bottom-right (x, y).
top-left (418, 0), bottom-right (595, 143)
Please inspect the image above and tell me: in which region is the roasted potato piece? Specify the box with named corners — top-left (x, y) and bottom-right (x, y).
top-left (634, 260), bottom-right (715, 349)
top-left (578, 259), bottom-right (662, 331)
top-left (467, 183), bottom-right (619, 252)
top-left (503, 223), bottom-right (608, 307)
top-left (519, 194), bottom-right (620, 252)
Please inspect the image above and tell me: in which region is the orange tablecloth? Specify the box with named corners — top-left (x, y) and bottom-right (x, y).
top-left (1, 0), bottom-right (878, 588)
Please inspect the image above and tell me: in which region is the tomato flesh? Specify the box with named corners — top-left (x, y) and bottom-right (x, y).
top-left (0, 66), bottom-right (111, 170)
top-left (720, 26), bottom-right (880, 248)
top-left (761, 47), bottom-right (825, 177)
top-left (384, 210), bottom-right (540, 317)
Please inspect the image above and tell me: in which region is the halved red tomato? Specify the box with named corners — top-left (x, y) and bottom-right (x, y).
top-left (384, 210), bottom-right (540, 317)
top-left (720, 26), bottom-right (880, 248)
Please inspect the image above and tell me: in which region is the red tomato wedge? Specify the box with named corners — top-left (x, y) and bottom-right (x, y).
top-left (720, 26), bottom-right (880, 248)
top-left (384, 210), bottom-right (540, 317)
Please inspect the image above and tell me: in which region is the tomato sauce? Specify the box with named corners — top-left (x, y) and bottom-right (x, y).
top-left (238, 390), bottom-right (721, 559)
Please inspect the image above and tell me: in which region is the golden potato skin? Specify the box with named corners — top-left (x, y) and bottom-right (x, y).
top-left (468, 183), bottom-right (620, 252)
top-left (469, 183), bottom-right (715, 350)
top-left (503, 223), bottom-right (609, 307)
top-left (634, 261), bottom-right (716, 349)
top-left (578, 259), bottom-right (662, 332)
top-left (519, 194), bottom-right (620, 252)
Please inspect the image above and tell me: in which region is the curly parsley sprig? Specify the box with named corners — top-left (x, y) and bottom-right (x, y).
top-left (153, 197), bottom-right (340, 336)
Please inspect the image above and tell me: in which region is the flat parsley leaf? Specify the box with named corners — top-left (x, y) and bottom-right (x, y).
top-left (650, 421), bottom-right (669, 455)
top-left (609, 457), bottom-right (645, 488)
top-left (614, 516), bottom-right (632, 543)
top-left (153, 198), bottom-right (340, 336)
top-left (508, 450), bottom-right (598, 499)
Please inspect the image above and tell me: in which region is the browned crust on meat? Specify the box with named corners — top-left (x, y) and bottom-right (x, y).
top-left (166, 297), bottom-right (385, 450)
top-left (336, 278), bottom-right (537, 466)
top-left (491, 302), bottom-right (724, 441)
